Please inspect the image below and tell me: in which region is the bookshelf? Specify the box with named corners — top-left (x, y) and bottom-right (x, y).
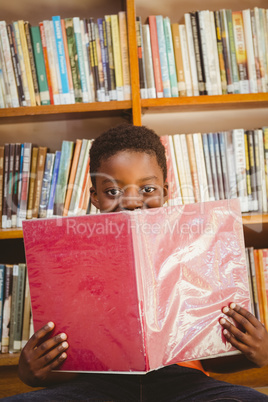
top-left (0, 0), bottom-right (268, 397)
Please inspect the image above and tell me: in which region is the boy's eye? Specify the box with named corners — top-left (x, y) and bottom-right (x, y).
top-left (140, 186), bottom-right (156, 194)
top-left (106, 188), bottom-right (122, 197)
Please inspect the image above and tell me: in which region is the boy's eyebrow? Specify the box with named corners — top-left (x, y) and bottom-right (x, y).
top-left (101, 176), bottom-right (159, 185)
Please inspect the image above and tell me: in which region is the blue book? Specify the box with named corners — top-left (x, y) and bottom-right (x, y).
top-left (16, 143), bottom-right (24, 226)
top-left (163, 17), bottom-right (178, 97)
top-left (97, 18), bottom-right (110, 101)
top-left (39, 153), bottom-right (55, 218)
top-left (52, 16), bottom-right (71, 104)
top-left (47, 151), bottom-right (61, 217)
top-left (73, 17), bottom-right (89, 103)
top-left (208, 133), bottom-right (219, 201)
top-left (0, 265), bottom-right (5, 349)
top-left (202, 134), bottom-right (215, 201)
top-left (213, 133), bottom-right (225, 200)
top-left (155, 15), bottom-right (171, 97)
top-left (218, 132), bottom-right (230, 200)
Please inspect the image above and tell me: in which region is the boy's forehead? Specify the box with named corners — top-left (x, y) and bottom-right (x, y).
top-left (99, 150), bottom-right (158, 169)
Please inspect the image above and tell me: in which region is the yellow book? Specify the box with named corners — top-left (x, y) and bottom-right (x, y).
top-left (18, 20), bottom-right (36, 106)
top-left (258, 250), bottom-right (268, 330)
top-left (111, 14), bottom-right (124, 100)
top-left (118, 11), bottom-right (131, 100)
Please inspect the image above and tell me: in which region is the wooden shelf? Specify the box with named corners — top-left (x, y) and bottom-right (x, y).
top-left (0, 214), bottom-right (267, 239)
top-left (0, 353), bottom-right (19, 367)
top-left (141, 93), bottom-right (268, 113)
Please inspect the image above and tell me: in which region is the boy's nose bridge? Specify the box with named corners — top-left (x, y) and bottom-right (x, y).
top-left (121, 184), bottom-right (143, 209)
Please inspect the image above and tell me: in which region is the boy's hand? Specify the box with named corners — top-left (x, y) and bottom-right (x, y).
top-left (18, 322), bottom-right (69, 387)
top-left (220, 303), bottom-right (268, 368)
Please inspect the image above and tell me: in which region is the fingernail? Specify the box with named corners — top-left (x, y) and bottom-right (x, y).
top-left (230, 303), bottom-right (236, 309)
top-left (223, 329), bottom-right (229, 336)
top-left (62, 342), bottom-right (68, 349)
top-left (220, 318), bottom-right (226, 325)
top-left (222, 307), bottom-right (229, 314)
top-left (60, 333), bottom-right (67, 340)
top-left (46, 322), bottom-right (54, 329)
top-left (61, 352), bottom-right (67, 359)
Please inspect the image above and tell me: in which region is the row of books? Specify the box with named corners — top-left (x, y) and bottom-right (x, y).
top-left (163, 127), bottom-right (268, 214)
top-left (0, 139), bottom-right (97, 229)
top-left (0, 264), bottom-right (33, 354)
top-left (136, 8), bottom-right (268, 98)
top-left (0, 246), bottom-right (267, 354)
top-left (0, 12), bottom-right (131, 107)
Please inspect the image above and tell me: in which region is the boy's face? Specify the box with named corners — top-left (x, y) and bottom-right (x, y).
top-left (90, 151), bottom-right (168, 213)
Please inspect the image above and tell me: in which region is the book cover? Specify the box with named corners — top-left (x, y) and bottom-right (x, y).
top-left (23, 199), bottom-right (251, 373)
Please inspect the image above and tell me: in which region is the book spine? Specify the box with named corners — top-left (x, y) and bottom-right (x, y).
top-left (254, 8), bottom-right (267, 92)
top-left (179, 24), bottom-right (192, 96)
top-left (30, 26), bottom-right (50, 105)
top-left (47, 150), bottom-right (61, 217)
top-left (232, 11), bottom-right (250, 94)
top-left (0, 21), bottom-right (19, 107)
top-left (202, 133), bottom-right (215, 201)
top-left (24, 21), bottom-right (41, 105)
top-left (26, 146), bottom-right (38, 220)
top-left (264, 127), bottom-right (268, 202)
top-left (208, 133), bottom-right (220, 201)
top-left (64, 18), bottom-right (82, 103)
top-left (104, 15), bottom-right (117, 100)
top-left (214, 11), bottom-right (228, 94)
top-left (219, 10), bottom-right (233, 94)
top-left (61, 19), bottom-right (75, 104)
top-left (161, 135), bottom-right (182, 205)
top-left (225, 10), bottom-right (240, 93)
top-left (7, 143), bottom-right (15, 228)
top-left (17, 143), bottom-right (24, 224)
top-left (253, 130), bottom-right (262, 212)
top-left (142, 24), bottom-right (156, 98)
top-left (0, 147), bottom-right (4, 227)
top-left (257, 250), bottom-right (268, 330)
top-left (39, 22), bottom-right (54, 104)
top-left (0, 265), bottom-right (5, 349)
top-left (2, 144), bottom-right (10, 229)
top-left (210, 11), bottom-right (222, 95)
top-left (198, 11), bottom-right (211, 95)
top-left (136, 17), bottom-right (147, 99)
top-left (193, 133), bottom-right (209, 202)
top-left (184, 13), bottom-right (199, 96)
top-left (95, 20), bottom-right (106, 101)
top-left (6, 24), bottom-right (25, 106)
top-left (232, 129), bottom-right (248, 212)
top-left (81, 19), bottom-right (94, 103)
top-left (190, 12), bottom-right (206, 95)
top-left (1, 265), bottom-right (13, 353)
top-left (12, 143), bottom-right (21, 227)
top-left (258, 129), bottom-right (267, 213)
top-left (163, 17), bottom-right (178, 97)
top-left (244, 132), bottom-right (253, 211)
top-left (155, 15), bottom-right (171, 97)
top-left (248, 247), bottom-right (261, 320)
top-left (261, 9), bottom-right (268, 93)
top-left (111, 14), bottom-right (124, 101)
top-left (0, 35), bottom-right (12, 107)
top-left (52, 16), bottom-right (71, 104)
top-left (21, 270), bottom-right (31, 348)
top-left (9, 265), bottom-right (18, 353)
top-left (43, 20), bottom-right (60, 104)
top-left (32, 147), bottom-right (47, 218)
top-left (204, 11), bottom-right (220, 95)
top-left (13, 263), bottom-right (26, 351)
top-left (180, 134), bottom-right (195, 203)
top-left (53, 141), bottom-right (74, 216)
top-left (247, 130), bottom-right (258, 211)
top-left (18, 143), bottom-right (32, 227)
top-left (250, 11), bottom-right (262, 93)
top-left (186, 133), bottom-right (200, 202)
top-left (171, 23), bottom-right (186, 96)
top-left (18, 20), bottom-right (36, 105)
top-left (49, 20), bottom-right (63, 104)
top-left (39, 153), bottom-right (55, 218)
top-left (63, 139), bottom-right (82, 216)
top-left (148, 16), bottom-right (163, 98)
top-left (88, 18), bottom-right (101, 102)
top-left (101, 19), bottom-right (111, 100)
top-left (118, 11), bottom-right (131, 100)
top-left (73, 17), bottom-right (89, 103)
top-left (242, 10), bottom-right (258, 93)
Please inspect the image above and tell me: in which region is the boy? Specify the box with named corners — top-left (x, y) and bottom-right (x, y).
top-left (8, 124), bottom-right (268, 401)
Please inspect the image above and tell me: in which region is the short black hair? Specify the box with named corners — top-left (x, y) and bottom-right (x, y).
top-left (90, 124), bottom-right (167, 187)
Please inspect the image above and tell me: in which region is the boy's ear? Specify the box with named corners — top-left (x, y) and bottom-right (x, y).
top-left (90, 186), bottom-right (100, 209)
top-left (163, 182), bottom-right (169, 203)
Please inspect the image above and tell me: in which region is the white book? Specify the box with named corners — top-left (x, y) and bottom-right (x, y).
top-left (198, 11), bottom-right (212, 95)
top-left (258, 129), bottom-right (267, 213)
top-left (221, 10), bottom-right (234, 94)
top-left (193, 133), bottom-right (209, 202)
top-left (43, 20), bottom-right (60, 105)
top-left (0, 38), bottom-right (10, 107)
top-left (204, 10), bottom-right (219, 95)
top-left (80, 20), bottom-right (94, 103)
top-left (180, 134), bottom-right (195, 203)
top-left (142, 24), bottom-right (156, 99)
top-left (210, 11), bottom-right (222, 95)
top-left (254, 8), bottom-right (266, 92)
top-left (224, 131), bottom-right (237, 199)
top-left (242, 10), bottom-right (258, 93)
top-left (202, 133), bottom-right (215, 201)
top-left (232, 129), bottom-right (248, 213)
top-left (172, 134), bottom-right (189, 204)
top-left (184, 13), bottom-right (199, 96)
top-left (50, 20), bottom-right (63, 104)
top-left (168, 135), bottom-right (182, 206)
top-left (232, 12), bottom-right (250, 94)
top-left (118, 11), bottom-right (131, 100)
top-left (0, 21), bottom-right (19, 107)
top-left (259, 8), bottom-right (268, 93)
top-left (179, 24), bottom-right (192, 96)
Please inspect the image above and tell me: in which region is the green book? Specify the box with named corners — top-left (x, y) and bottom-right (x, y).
top-left (13, 263), bottom-right (26, 352)
top-left (65, 18), bottom-right (82, 103)
top-left (225, 9), bottom-right (240, 94)
top-left (53, 141), bottom-right (74, 216)
top-left (30, 26), bottom-right (50, 105)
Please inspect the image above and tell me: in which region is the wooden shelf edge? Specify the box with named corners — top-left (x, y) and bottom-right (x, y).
top-left (0, 101), bottom-right (132, 118)
top-left (141, 93), bottom-right (268, 110)
top-left (0, 353), bottom-right (20, 366)
top-left (0, 215), bottom-right (267, 239)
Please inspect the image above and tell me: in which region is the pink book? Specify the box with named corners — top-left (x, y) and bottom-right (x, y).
top-left (23, 199), bottom-right (251, 373)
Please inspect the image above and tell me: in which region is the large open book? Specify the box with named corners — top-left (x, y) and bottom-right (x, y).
top-left (23, 199), bottom-right (251, 373)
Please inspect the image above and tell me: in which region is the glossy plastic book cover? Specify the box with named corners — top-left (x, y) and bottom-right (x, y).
top-left (23, 199), bottom-right (251, 373)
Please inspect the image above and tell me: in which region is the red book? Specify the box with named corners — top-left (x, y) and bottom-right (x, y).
top-left (148, 16), bottom-right (163, 98)
top-left (23, 199), bottom-right (251, 373)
